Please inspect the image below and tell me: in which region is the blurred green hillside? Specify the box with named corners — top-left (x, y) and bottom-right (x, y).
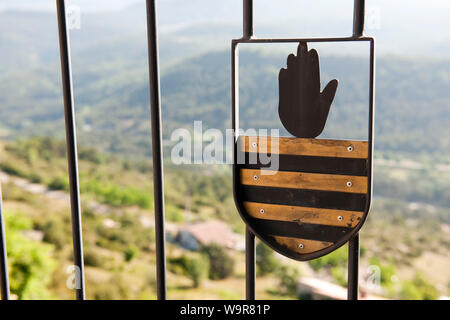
top-left (1, 50), bottom-right (449, 158)
top-left (0, 136), bottom-right (448, 299)
top-left (0, 7), bottom-right (449, 300)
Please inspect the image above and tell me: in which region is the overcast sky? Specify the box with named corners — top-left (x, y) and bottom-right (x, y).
top-left (2, 1), bottom-right (449, 31)
top-left (1, 0), bottom-right (449, 58)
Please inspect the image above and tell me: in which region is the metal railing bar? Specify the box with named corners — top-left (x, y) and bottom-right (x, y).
top-left (243, 0), bottom-right (254, 39)
top-left (56, 0), bottom-right (86, 300)
top-left (0, 186), bottom-right (10, 300)
top-left (347, 233), bottom-right (360, 300)
top-left (145, 0), bottom-right (167, 300)
top-left (245, 228), bottom-right (256, 300)
top-left (353, 0), bottom-right (365, 37)
top-left (242, 0), bottom-right (256, 300)
top-left (348, 0), bottom-right (365, 300)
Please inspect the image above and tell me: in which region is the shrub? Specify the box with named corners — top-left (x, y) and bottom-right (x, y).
top-left (78, 147), bottom-right (105, 164)
top-left (168, 256), bottom-right (189, 275)
top-left (331, 266), bottom-right (347, 287)
top-left (48, 176), bottom-right (69, 191)
top-left (166, 205), bottom-right (185, 223)
top-left (399, 273), bottom-right (438, 300)
top-left (1, 183), bottom-right (31, 202)
top-left (124, 245), bottom-right (139, 262)
top-left (185, 254), bottom-right (209, 287)
top-left (309, 245), bottom-right (347, 271)
top-left (83, 247), bottom-right (106, 268)
top-left (169, 254), bottom-right (209, 288)
top-left (256, 242), bottom-right (279, 276)
top-left (0, 162), bottom-right (28, 178)
top-left (88, 273), bottom-right (131, 300)
top-left (5, 212), bottom-right (57, 299)
top-left (38, 217), bottom-right (71, 249)
top-left (81, 179), bottom-right (153, 209)
top-left (275, 266), bottom-right (300, 297)
top-left (201, 244), bottom-right (235, 280)
top-left (369, 257), bottom-right (396, 286)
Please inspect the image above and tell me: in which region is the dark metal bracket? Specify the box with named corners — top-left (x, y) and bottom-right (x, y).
top-left (234, 0), bottom-right (374, 301)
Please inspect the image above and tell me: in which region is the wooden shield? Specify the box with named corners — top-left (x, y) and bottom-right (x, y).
top-left (233, 135), bottom-right (372, 261)
top-left (232, 41), bottom-right (374, 261)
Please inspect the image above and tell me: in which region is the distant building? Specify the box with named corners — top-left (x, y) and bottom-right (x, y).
top-left (297, 277), bottom-right (387, 300)
top-left (175, 220), bottom-right (244, 251)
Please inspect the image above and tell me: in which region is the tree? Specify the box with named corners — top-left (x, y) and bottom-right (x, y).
top-left (185, 254), bottom-right (209, 288)
top-left (169, 254), bottom-right (209, 288)
top-left (256, 242), bottom-right (279, 276)
top-left (201, 244), bottom-right (235, 280)
top-left (5, 212), bottom-right (57, 299)
top-left (276, 266), bottom-right (300, 297)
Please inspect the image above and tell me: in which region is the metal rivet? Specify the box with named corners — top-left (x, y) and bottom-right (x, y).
top-left (260, 208), bottom-right (265, 214)
top-left (252, 142), bottom-right (257, 148)
top-left (338, 216), bottom-right (343, 221)
top-left (347, 145), bottom-right (354, 152)
top-left (298, 243), bottom-right (304, 249)
top-left (253, 175), bottom-right (259, 180)
top-left (346, 181), bottom-right (353, 187)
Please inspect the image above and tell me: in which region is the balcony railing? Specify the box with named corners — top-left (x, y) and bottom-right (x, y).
top-left (0, 0), bottom-right (368, 300)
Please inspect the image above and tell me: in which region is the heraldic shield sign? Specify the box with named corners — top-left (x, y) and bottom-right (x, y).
top-left (232, 40), bottom-right (375, 261)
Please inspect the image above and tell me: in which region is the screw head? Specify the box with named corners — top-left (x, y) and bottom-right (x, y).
top-left (347, 145), bottom-right (354, 152)
top-left (298, 243), bottom-right (304, 249)
top-left (252, 142), bottom-right (258, 148)
top-left (253, 175), bottom-right (259, 180)
top-left (346, 181), bottom-right (353, 187)
top-left (338, 216), bottom-right (343, 221)
top-left (260, 208), bottom-right (265, 214)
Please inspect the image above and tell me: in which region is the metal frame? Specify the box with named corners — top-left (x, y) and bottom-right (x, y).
top-left (0, 0), bottom-right (167, 302)
top-left (56, 0), bottom-right (86, 300)
top-left (145, 0), bottom-right (167, 300)
top-left (233, 0), bottom-right (374, 300)
top-left (0, 186), bottom-right (10, 300)
top-left (0, 0), bottom-right (372, 302)
top-left (55, 0), bottom-right (168, 300)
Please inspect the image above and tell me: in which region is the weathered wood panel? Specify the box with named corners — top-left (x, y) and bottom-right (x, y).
top-left (240, 136), bottom-right (368, 159)
top-left (273, 236), bottom-right (333, 254)
top-left (244, 201), bottom-right (362, 228)
top-left (241, 169), bottom-right (367, 194)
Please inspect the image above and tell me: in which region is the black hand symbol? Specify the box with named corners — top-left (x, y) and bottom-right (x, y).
top-left (278, 42), bottom-right (338, 138)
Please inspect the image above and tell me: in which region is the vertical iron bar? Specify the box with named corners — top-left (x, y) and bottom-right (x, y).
top-left (145, 0), bottom-right (167, 300)
top-left (245, 228), bottom-right (256, 300)
top-left (243, 0), bottom-right (254, 39)
top-left (243, 0), bottom-right (256, 300)
top-left (353, 0), bottom-right (365, 37)
top-left (348, 0), bottom-right (366, 301)
top-left (231, 41), bottom-right (239, 139)
top-left (348, 233), bottom-right (360, 300)
top-left (0, 187), bottom-right (10, 300)
top-left (56, 0), bottom-right (85, 300)
top-left (348, 37), bottom-right (375, 300)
